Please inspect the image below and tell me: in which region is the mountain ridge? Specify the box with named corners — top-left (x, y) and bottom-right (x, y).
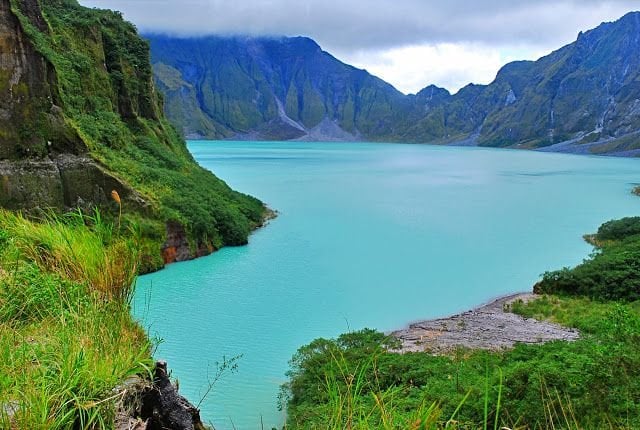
top-left (149, 11), bottom-right (640, 156)
top-left (148, 33), bottom-right (411, 141)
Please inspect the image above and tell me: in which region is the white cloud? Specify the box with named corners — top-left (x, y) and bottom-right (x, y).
top-left (79, 0), bottom-right (638, 93)
top-left (338, 43), bottom-right (548, 94)
top-left (79, 0), bottom-right (638, 48)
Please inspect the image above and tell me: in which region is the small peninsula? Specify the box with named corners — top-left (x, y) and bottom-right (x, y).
top-left (282, 215), bottom-right (640, 429)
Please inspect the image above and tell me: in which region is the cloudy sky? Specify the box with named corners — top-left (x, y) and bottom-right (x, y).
top-left (79, 0), bottom-right (638, 94)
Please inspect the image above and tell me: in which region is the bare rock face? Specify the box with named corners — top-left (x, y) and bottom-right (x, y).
top-left (162, 221), bottom-right (193, 264)
top-left (0, 154), bottom-right (150, 213)
top-left (162, 221), bottom-right (216, 264)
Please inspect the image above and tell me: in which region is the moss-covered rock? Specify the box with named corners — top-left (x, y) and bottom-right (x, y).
top-left (0, 0), bottom-right (265, 269)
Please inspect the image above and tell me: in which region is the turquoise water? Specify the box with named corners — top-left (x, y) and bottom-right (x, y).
top-left (135, 141), bottom-right (640, 429)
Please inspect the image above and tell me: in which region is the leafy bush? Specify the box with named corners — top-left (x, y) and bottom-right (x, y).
top-left (595, 216), bottom-right (640, 242)
top-left (534, 235), bottom-right (640, 301)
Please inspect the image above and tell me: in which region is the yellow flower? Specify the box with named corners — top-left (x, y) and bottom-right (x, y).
top-left (111, 190), bottom-right (121, 205)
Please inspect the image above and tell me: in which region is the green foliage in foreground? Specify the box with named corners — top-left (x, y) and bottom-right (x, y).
top-left (0, 210), bottom-right (153, 428)
top-left (283, 216), bottom-right (640, 429)
top-left (283, 297), bottom-right (640, 429)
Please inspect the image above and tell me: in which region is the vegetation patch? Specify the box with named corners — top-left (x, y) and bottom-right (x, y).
top-left (0, 210), bottom-right (153, 429)
top-left (8, 0), bottom-right (265, 270)
top-left (282, 298), bottom-right (640, 429)
top-left (282, 217), bottom-right (640, 429)
top-left (535, 217), bottom-right (640, 301)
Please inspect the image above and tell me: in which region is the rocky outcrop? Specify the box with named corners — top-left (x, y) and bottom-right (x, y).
top-left (116, 361), bottom-right (208, 430)
top-left (160, 208), bottom-right (275, 265)
top-left (162, 221), bottom-right (216, 265)
top-left (162, 221), bottom-right (193, 264)
top-left (0, 0), bottom-right (149, 213)
top-left (0, 154), bottom-right (149, 212)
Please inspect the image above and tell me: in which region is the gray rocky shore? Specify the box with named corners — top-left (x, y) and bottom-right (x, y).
top-left (392, 293), bottom-right (580, 353)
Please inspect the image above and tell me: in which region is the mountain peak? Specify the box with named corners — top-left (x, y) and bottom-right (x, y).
top-left (415, 84), bottom-right (451, 100)
top-left (616, 10), bottom-right (640, 24)
top-left (148, 34), bottom-right (408, 141)
top-left (286, 36), bottom-right (321, 50)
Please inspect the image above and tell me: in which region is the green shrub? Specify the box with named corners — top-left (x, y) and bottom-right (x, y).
top-left (284, 300), bottom-right (640, 429)
top-left (534, 236), bottom-right (640, 301)
top-left (595, 216), bottom-right (640, 242)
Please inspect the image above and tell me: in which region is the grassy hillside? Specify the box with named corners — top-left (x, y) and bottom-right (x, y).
top-left (282, 215), bottom-right (640, 429)
top-left (5, 0), bottom-right (265, 271)
top-left (0, 3), bottom-right (261, 426)
top-left (0, 210), bottom-right (152, 428)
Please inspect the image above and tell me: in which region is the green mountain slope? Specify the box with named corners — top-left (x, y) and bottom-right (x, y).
top-left (148, 35), bottom-right (413, 141)
top-left (401, 11), bottom-right (640, 152)
top-left (150, 12), bottom-right (640, 156)
top-left (0, 0), bottom-right (265, 271)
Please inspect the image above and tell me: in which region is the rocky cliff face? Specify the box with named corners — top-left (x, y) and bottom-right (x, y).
top-left (0, 0), bottom-right (130, 211)
top-left (151, 12), bottom-right (640, 156)
top-left (0, 154), bottom-right (148, 213)
top-left (0, 0), bottom-right (130, 212)
top-left (400, 11), bottom-right (640, 152)
top-left (0, 0), bottom-right (74, 159)
top-left (0, 0), bottom-right (264, 269)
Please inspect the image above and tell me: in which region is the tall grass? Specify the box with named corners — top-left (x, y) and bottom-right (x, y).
top-left (0, 209), bottom-right (153, 429)
top-left (0, 210), bottom-right (140, 301)
top-left (284, 317), bottom-right (640, 429)
top-left (289, 347), bottom-right (497, 430)
top-left (288, 349), bottom-right (622, 430)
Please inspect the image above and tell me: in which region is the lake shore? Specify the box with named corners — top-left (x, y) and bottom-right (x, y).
top-left (391, 293), bottom-right (580, 353)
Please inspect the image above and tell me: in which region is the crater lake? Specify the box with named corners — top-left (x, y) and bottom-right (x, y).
top-left (135, 141), bottom-right (640, 429)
